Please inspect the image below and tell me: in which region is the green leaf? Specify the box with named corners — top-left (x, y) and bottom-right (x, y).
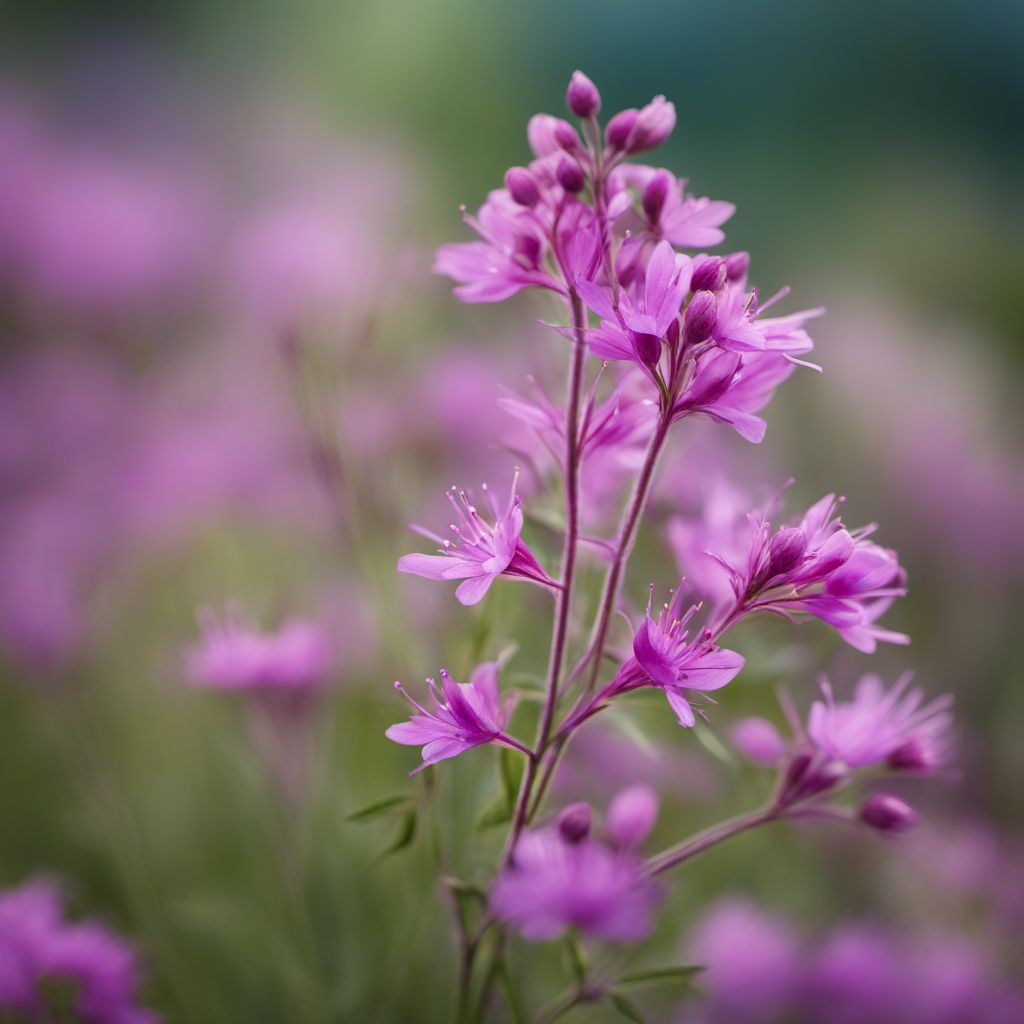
top-left (500, 746), bottom-right (525, 807)
top-left (605, 992), bottom-right (647, 1023)
top-left (498, 961), bottom-right (528, 1024)
top-left (475, 794), bottom-right (512, 830)
top-left (562, 933), bottom-right (588, 985)
top-left (617, 965), bottom-right (704, 990)
top-left (347, 793), bottom-right (412, 823)
top-left (693, 722), bottom-right (737, 767)
top-left (375, 808), bottom-right (416, 860)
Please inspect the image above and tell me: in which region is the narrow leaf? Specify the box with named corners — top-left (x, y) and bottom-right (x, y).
top-left (606, 993), bottom-right (647, 1023)
top-left (476, 794), bottom-right (512, 830)
top-left (500, 746), bottom-right (525, 807)
top-left (347, 794), bottom-right (411, 823)
top-left (375, 809), bottom-right (416, 860)
top-left (617, 965), bottom-right (704, 989)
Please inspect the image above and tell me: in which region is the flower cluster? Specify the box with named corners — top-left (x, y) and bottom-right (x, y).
top-left (732, 673), bottom-right (953, 827)
top-left (492, 787), bottom-right (662, 941)
top-left (385, 662), bottom-right (522, 772)
top-left (709, 491), bottom-right (909, 652)
top-left (0, 879), bottom-right (157, 1023)
top-left (185, 605), bottom-right (332, 693)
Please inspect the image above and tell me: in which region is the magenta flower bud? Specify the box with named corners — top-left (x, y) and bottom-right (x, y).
top-left (557, 802), bottom-right (593, 844)
top-left (887, 738), bottom-right (932, 772)
top-left (513, 233), bottom-right (542, 268)
top-left (505, 166), bottom-right (540, 208)
top-left (607, 785), bottom-right (658, 849)
top-left (766, 527), bottom-right (808, 578)
top-left (566, 70), bottom-right (601, 119)
top-left (634, 332), bottom-right (662, 367)
top-left (642, 170), bottom-right (671, 223)
top-left (801, 759), bottom-right (847, 797)
top-left (605, 108), bottom-right (638, 150)
top-left (731, 717), bottom-right (787, 764)
top-left (690, 256), bottom-right (727, 293)
top-left (626, 96), bottom-right (676, 153)
top-left (554, 120), bottom-right (583, 153)
top-left (859, 793), bottom-right (919, 833)
top-left (556, 156), bottom-right (586, 194)
top-left (683, 290), bottom-right (718, 345)
top-left (723, 250), bottom-right (750, 282)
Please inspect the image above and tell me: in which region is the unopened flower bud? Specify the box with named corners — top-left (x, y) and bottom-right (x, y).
top-left (513, 233), bottom-right (542, 268)
top-left (566, 70), bottom-right (601, 119)
top-left (505, 166), bottom-right (540, 208)
top-left (605, 108), bottom-right (638, 150)
top-left (556, 156), bottom-right (586, 194)
top-left (859, 793), bottom-right (919, 833)
top-left (731, 717), bottom-right (787, 764)
top-left (887, 738), bottom-right (932, 772)
top-left (801, 759), bottom-right (846, 798)
top-left (557, 802), bottom-right (592, 844)
top-left (642, 170), bottom-right (671, 223)
top-left (554, 121), bottom-right (582, 153)
top-left (527, 115), bottom-right (580, 157)
top-left (683, 290), bottom-right (718, 346)
top-left (626, 96), bottom-right (676, 153)
top-left (723, 250), bottom-right (750, 282)
top-left (607, 785), bottom-right (658, 849)
top-left (634, 332), bottom-right (662, 367)
top-left (690, 256), bottom-right (727, 293)
top-left (766, 527), bottom-right (807, 578)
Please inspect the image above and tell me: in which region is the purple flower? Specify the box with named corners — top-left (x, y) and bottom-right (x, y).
top-left (807, 673), bottom-right (953, 771)
top-left (708, 283), bottom-right (822, 358)
top-left (670, 348), bottom-right (797, 443)
top-left (499, 374), bottom-right (656, 474)
top-left (0, 878), bottom-right (157, 1022)
top-left (185, 605), bottom-right (331, 693)
top-left (434, 190), bottom-right (564, 303)
top-left (385, 662), bottom-right (520, 772)
top-left (492, 811), bottom-right (661, 941)
top-left (712, 492), bottom-right (910, 651)
top-left (605, 587), bottom-right (745, 727)
top-left (579, 240), bottom-right (692, 376)
top-left (612, 166), bottom-right (735, 285)
top-left (730, 716), bottom-right (788, 764)
top-left (397, 473), bottom-right (559, 606)
top-left (605, 784), bottom-right (659, 849)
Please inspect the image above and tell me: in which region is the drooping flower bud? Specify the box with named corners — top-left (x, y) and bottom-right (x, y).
top-left (690, 256), bottom-right (727, 293)
top-left (606, 785), bottom-right (658, 849)
top-left (642, 170), bottom-right (671, 223)
top-left (859, 793), bottom-right (919, 833)
top-left (513, 233), bottom-right (542, 268)
top-left (766, 527), bottom-right (808, 579)
top-left (634, 332), bottom-right (662, 367)
top-left (723, 250), bottom-right (750, 282)
top-left (887, 738), bottom-right (934, 772)
top-left (556, 156), bottom-right (586, 194)
top-left (626, 96), bottom-right (676, 153)
top-left (566, 70), bottom-right (601, 119)
top-left (505, 166), bottom-right (540, 208)
top-left (557, 802), bottom-right (593, 844)
top-left (683, 290), bottom-right (718, 345)
top-left (605, 108), bottom-right (638, 150)
top-left (731, 717), bottom-right (787, 764)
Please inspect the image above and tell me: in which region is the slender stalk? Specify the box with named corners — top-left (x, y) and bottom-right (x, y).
top-left (503, 289), bottom-right (588, 863)
top-left (581, 410), bottom-right (672, 697)
top-left (644, 807), bottom-right (776, 877)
